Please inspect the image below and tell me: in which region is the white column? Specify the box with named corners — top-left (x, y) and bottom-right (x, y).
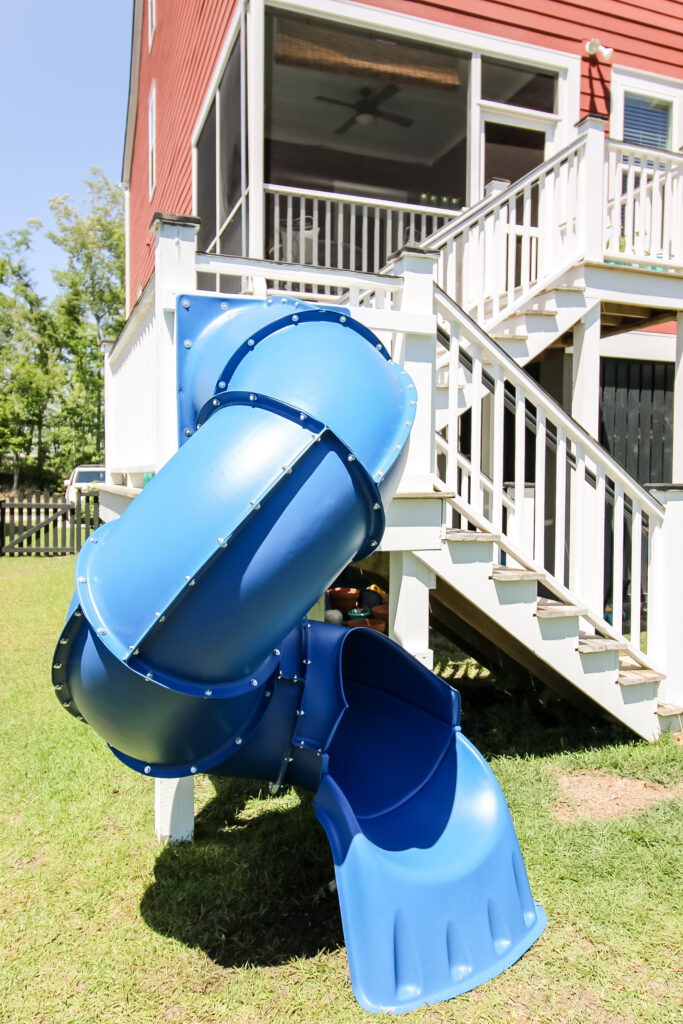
top-left (150, 213), bottom-right (200, 843)
top-left (389, 551), bottom-right (435, 670)
top-left (154, 776), bottom-right (195, 844)
top-left (151, 213), bottom-right (200, 472)
top-left (571, 300), bottom-right (601, 437)
top-left (246, 0), bottom-right (265, 259)
top-left (390, 249), bottom-right (439, 492)
top-left (576, 115), bottom-right (607, 263)
top-left (672, 313), bottom-right (683, 480)
top-left (647, 487), bottom-right (683, 708)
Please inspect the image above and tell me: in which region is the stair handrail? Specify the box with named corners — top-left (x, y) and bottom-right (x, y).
top-left (435, 285), bottom-right (664, 521)
top-left (423, 134), bottom-right (588, 251)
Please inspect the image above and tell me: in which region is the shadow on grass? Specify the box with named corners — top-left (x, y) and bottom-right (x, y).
top-left (140, 777), bottom-right (344, 968)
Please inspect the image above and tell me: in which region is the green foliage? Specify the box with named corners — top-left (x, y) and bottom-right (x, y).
top-left (0, 170), bottom-right (124, 490)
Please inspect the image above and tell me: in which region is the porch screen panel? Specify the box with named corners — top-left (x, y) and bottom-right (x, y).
top-left (219, 40), bottom-right (242, 228)
top-left (196, 101), bottom-right (217, 253)
top-left (265, 12), bottom-right (470, 213)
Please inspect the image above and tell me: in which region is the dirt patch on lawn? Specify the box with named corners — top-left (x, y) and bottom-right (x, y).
top-left (553, 770), bottom-right (683, 822)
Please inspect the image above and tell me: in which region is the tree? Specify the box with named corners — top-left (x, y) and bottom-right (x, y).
top-left (48, 170), bottom-right (125, 459)
top-left (0, 227), bottom-right (63, 490)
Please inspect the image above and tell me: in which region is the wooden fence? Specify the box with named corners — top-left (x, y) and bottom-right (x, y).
top-left (0, 491), bottom-right (100, 556)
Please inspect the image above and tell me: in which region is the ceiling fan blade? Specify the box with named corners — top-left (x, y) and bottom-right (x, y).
top-left (315, 95), bottom-right (355, 109)
top-left (375, 110), bottom-right (414, 128)
top-left (369, 84), bottom-right (400, 107)
top-left (334, 115), bottom-right (359, 135)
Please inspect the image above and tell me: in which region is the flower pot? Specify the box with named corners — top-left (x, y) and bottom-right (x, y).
top-left (328, 587), bottom-right (360, 615)
top-left (367, 618), bottom-right (387, 634)
top-left (371, 603), bottom-right (388, 623)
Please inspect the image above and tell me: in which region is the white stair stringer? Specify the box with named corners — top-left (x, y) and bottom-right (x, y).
top-left (416, 530), bottom-right (662, 740)
top-left (489, 281), bottom-right (594, 366)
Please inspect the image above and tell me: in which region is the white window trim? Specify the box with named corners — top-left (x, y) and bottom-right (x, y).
top-left (611, 66), bottom-right (683, 152)
top-left (148, 82), bottom-right (156, 200)
top-left (148, 0), bottom-right (156, 51)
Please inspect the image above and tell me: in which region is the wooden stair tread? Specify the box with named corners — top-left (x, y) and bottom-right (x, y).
top-left (577, 634), bottom-right (628, 654)
top-left (618, 666), bottom-right (665, 686)
top-left (446, 529), bottom-right (501, 543)
top-left (491, 567), bottom-right (545, 582)
top-left (656, 702), bottom-right (683, 717)
top-left (536, 597), bottom-right (587, 618)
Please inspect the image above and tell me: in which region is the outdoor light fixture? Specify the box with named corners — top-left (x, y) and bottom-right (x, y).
top-left (585, 38), bottom-right (613, 62)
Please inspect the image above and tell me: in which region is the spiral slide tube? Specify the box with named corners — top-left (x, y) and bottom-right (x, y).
top-left (53, 295), bottom-right (545, 1014)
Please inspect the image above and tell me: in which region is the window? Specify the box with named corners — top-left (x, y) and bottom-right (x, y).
top-left (148, 0), bottom-right (155, 50)
top-left (148, 83), bottom-right (156, 199)
top-left (481, 58), bottom-right (556, 114)
top-left (195, 38), bottom-right (243, 255)
top-left (623, 93), bottom-right (671, 150)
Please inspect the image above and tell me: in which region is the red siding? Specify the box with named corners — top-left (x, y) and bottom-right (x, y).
top-left (127, 0), bottom-right (683, 300)
top-left (128, 0), bottom-right (239, 302)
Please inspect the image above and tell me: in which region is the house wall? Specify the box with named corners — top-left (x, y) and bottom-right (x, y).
top-left (125, 0), bottom-right (683, 302)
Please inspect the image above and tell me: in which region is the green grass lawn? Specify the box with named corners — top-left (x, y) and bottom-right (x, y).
top-left (0, 556), bottom-right (681, 1024)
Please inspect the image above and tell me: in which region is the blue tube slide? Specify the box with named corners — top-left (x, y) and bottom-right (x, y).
top-left (53, 295), bottom-right (545, 1014)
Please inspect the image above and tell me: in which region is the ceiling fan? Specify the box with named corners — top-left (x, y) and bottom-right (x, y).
top-left (314, 84), bottom-right (414, 135)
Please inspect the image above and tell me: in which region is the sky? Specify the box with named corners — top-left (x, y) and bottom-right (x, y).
top-left (0, 1), bottom-right (134, 300)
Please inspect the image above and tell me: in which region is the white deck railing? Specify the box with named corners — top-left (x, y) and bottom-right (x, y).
top-left (425, 135), bottom-right (587, 326)
top-left (265, 184), bottom-right (455, 276)
top-left (435, 285), bottom-right (665, 669)
top-left (604, 140), bottom-right (683, 268)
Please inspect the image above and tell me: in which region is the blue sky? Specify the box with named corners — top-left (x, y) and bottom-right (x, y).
top-left (0, 2), bottom-right (134, 299)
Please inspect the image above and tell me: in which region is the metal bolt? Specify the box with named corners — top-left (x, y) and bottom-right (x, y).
top-left (63, 701), bottom-right (71, 708)
top-left (74, 610), bottom-right (82, 618)
top-left (235, 737), bottom-right (243, 745)
top-left (273, 648), bottom-right (281, 656)
top-left (249, 394), bottom-right (257, 401)
top-left (247, 339), bottom-right (255, 347)
top-left (189, 579), bottom-right (196, 587)
top-left (218, 380), bottom-right (226, 389)
top-left (59, 638), bottom-right (68, 645)
top-left (212, 398), bottom-right (220, 406)
top-left (376, 343), bottom-right (382, 350)
top-left (53, 664), bottom-right (62, 671)
top-left (306, 659), bottom-right (312, 665)
top-left (395, 444), bottom-right (401, 450)
top-left (292, 314), bottom-right (299, 323)
top-left (405, 421), bottom-right (411, 426)
top-left (190, 765), bottom-right (198, 774)
top-left (89, 536), bottom-right (98, 543)
top-left (299, 413), bottom-right (306, 421)
top-left (281, 297), bottom-right (287, 303)
top-left (54, 683), bottom-right (62, 691)
top-left (97, 628), bottom-right (106, 635)
top-left (370, 540), bottom-right (378, 547)
top-left (146, 672), bottom-right (154, 680)
top-left (159, 616), bottom-right (165, 623)
top-left (220, 301), bottom-right (228, 310)
top-left (340, 315), bottom-right (347, 323)
top-left (144, 765), bottom-right (152, 774)
top-left (182, 299), bottom-right (190, 309)
top-left (347, 454), bottom-right (355, 462)
top-left (373, 503), bottom-right (381, 511)
top-left (129, 645), bottom-right (135, 651)
top-left (410, 400), bottom-right (416, 406)
top-left (250, 678), bottom-right (258, 687)
top-left (184, 339), bottom-right (192, 349)
top-left (317, 748), bottom-right (322, 755)
top-left (184, 428), bottom-right (192, 437)
top-left (155, 612), bottom-right (160, 618)
top-left (205, 689), bottom-right (213, 696)
top-left (265, 690), bottom-right (271, 697)
top-left (217, 537), bottom-right (224, 544)
top-left (78, 577), bottom-right (86, 583)
top-left (77, 715), bottom-right (84, 721)
top-left (134, 649), bottom-right (140, 656)
top-left (299, 740), bottom-right (305, 747)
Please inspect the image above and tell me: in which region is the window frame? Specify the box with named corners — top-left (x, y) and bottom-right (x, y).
top-left (148, 82), bottom-right (156, 200)
top-left (611, 66), bottom-right (683, 152)
top-left (148, 0), bottom-right (156, 51)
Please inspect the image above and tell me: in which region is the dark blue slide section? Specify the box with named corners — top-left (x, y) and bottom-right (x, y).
top-left (53, 296), bottom-right (545, 1014)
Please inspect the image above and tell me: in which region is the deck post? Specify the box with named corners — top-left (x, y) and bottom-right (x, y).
top-left (576, 115), bottom-right (607, 263)
top-left (389, 248), bottom-right (439, 492)
top-left (150, 212), bottom-right (200, 843)
top-left (646, 486), bottom-right (683, 711)
top-left (389, 551), bottom-right (435, 669)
